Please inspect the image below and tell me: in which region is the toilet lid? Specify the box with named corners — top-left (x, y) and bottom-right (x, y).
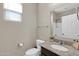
top-left (25, 48), bottom-right (39, 55)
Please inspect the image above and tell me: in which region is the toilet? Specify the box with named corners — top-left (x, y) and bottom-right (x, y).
top-left (25, 39), bottom-right (45, 56)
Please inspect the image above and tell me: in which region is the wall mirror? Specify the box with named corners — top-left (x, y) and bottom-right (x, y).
top-left (50, 3), bottom-right (79, 39)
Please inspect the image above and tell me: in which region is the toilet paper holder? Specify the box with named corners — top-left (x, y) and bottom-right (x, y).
top-left (17, 43), bottom-right (24, 48)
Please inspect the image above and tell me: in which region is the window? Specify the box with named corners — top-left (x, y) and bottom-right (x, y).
top-left (4, 3), bottom-right (22, 22)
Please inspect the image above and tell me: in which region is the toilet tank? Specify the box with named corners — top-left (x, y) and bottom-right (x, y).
top-left (36, 39), bottom-right (45, 49)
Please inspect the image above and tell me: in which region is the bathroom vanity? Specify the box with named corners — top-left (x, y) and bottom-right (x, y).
top-left (41, 40), bottom-right (79, 56)
top-left (40, 3), bottom-right (79, 56)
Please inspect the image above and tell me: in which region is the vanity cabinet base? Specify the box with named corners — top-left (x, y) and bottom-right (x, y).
top-left (41, 47), bottom-right (59, 56)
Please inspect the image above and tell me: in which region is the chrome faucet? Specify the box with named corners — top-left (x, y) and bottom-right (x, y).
top-left (59, 40), bottom-right (64, 45)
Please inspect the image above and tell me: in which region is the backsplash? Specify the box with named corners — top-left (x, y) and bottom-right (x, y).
top-left (49, 36), bottom-right (74, 46)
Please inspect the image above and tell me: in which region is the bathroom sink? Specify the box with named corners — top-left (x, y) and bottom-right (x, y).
top-left (50, 45), bottom-right (69, 51)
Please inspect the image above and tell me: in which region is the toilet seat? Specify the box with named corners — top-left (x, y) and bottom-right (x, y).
top-left (25, 48), bottom-right (40, 56)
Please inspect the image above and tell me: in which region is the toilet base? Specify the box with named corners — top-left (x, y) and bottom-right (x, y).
top-left (25, 48), bottom-right (41, 56)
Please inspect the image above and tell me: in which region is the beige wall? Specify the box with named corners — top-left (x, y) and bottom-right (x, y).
top-left (0, 3), bottom-right (51, 55)
top-left (0, 3), bottom-right (37, 55)
top-left (37, 4), bottom-right (51, 41)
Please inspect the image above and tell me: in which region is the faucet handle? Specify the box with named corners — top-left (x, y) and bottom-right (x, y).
top-left (59, 40), bottom-right (64, 45)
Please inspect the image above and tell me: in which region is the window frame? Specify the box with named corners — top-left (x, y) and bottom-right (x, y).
top-left (3, 3), bottom-right (22, 22)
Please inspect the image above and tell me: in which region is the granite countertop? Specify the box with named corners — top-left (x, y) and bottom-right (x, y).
top-left (41, 40), bottom-right (79, 56)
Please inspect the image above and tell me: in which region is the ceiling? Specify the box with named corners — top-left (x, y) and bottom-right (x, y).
top-left (50, 3), bottom-right (79, 13)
